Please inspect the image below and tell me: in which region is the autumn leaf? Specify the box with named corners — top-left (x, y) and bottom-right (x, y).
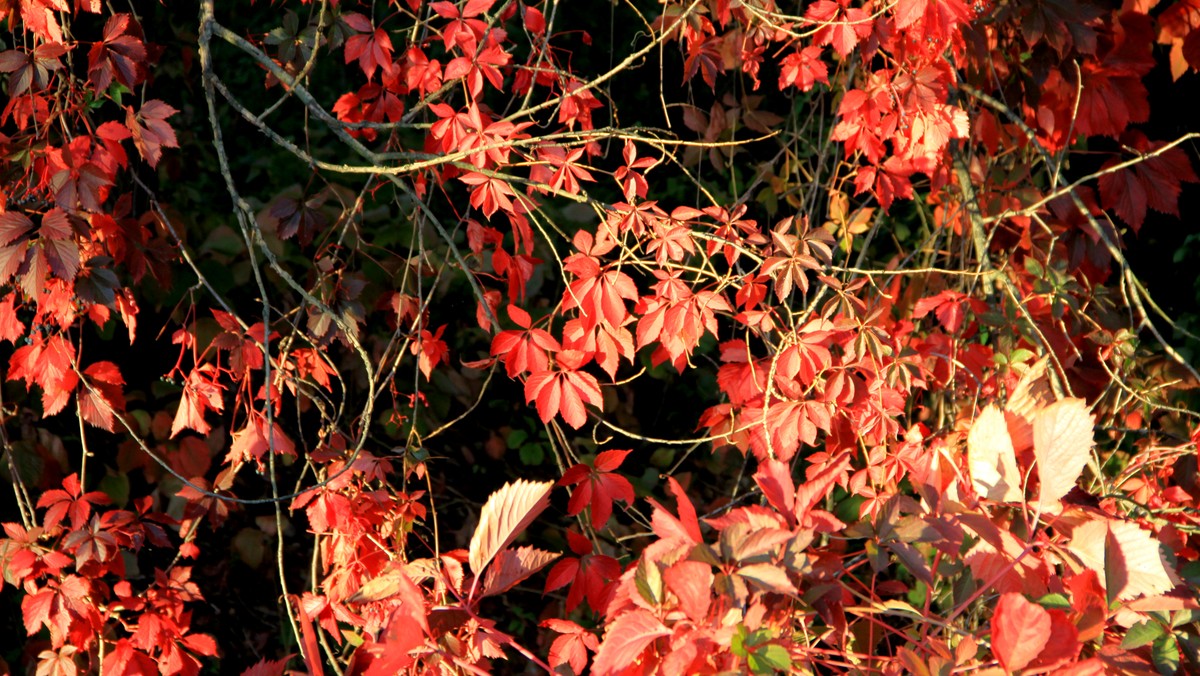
top-left (1070, 519), bottom-right (1177, 603)
top-left (77, 361), bottom-right (126, 431)
top-left (1104, 521), bottom-right (1178, 602)
top-left (36, 473), bottom-right (111, 531)
top-left (468, 479), bottom-right (553, 578)
top-left (239, 656), bottom-right (295, 676)
top-left (662, 560), bottom-right (713, 621)
top-left (342, 13), bottom-right (393, 80)
top-left (558, 449), bottom-right (636, 530)
top-left (1098, 132), bottom-right (1199, 232)
top-left (542, 619), bottom-right (599, 675)
top-left (0, 41), bottom-right (66, 95)
top-left (228, 415), bottom-right (298, 469)
top-left (126, 100), bottom-right (179, 169)
top-left (591, 610), bottom-right (670, 676)
top-left (778, 46), bottom-right (828, 92)
top-left (524, 349), bottom-right (603, 429)
top-left (480, 545), bottom-right (560, 597)
top-left (912, 289), bottom-right (975, 333)
top-left (991, 592), bottom-right (1051, 672)
top-left (646, 476), bottom-right (703, 545)
top-left (491, 304), bottom-right (560, 377)
top-left (170, 364), bottom-right (225, 438)
top-left (88, 13), bottom-right (146, 91)
top-left (544, 529), bottom-right (622, 613)
top-left (967, 405), bottom-right (1023, 502)
top-left (411, 324), bottom-right (449, 379)
top-left (1032, 398), bottom-right (1094, 509)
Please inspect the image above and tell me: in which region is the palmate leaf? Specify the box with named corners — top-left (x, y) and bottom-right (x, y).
top-left (468, 479), bottom-right (553, 578)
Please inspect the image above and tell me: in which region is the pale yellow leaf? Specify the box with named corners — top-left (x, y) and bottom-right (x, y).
top-left (1033, 398), bottom-right (1094, 509)
top-left (468, 480), bottom-right (553, 576)
top-left (967, 405), bottom-right (1023, 502)
top-left (1066, 519), bottom-right (1108, 575)
top-left (1105, 521), bottom-right (1177, 602)
top-left (1005, 356), bottom-right (1054, 452)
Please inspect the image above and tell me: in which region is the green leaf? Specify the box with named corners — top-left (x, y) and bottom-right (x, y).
top-left (518, 442), bottom-right (544, 466)
top-left (1122, 621), bottom-right (1165, 650)
top-left (1036, 593), bottom-right (1072, 611)
top-left (100, 471), bottom-right (130, 508)
top-left (1010, 348), bottom-right (1035, 364)
top-left (753, 644), bottom-right (792, 673)
top-left (506, 428), bottom-right (528, 449)
top-left (635, 556), bottom-right (663, 606)
top-left (1151, 634), bottom-right (1179, 676)
top-left (731, 625), bottom-right (748, 657)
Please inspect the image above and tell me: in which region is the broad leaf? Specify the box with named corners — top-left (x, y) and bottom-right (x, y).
top-left (967, 405), bottom-right (1023, 502)
top-left (591, 610), bottom-right (670, 676)
top-left (1033, 398), bottom-right (1094, 509)
top-left (991, 592), bottom-right (1051, 672)
top-left (1105, 521), bottom-right (1176, 602)
top-left (468, 479), bottom-right (553, 577)
top-left (480, 545), bottom-right (559, 597)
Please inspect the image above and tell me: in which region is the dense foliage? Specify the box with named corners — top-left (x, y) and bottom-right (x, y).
top-left (1, 0), bottom-right (1200, 673)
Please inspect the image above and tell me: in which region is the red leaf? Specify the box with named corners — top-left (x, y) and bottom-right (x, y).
top-left (1028, 610), bottom-right (1081, 671)
top-left (228, 414), bottom-right (298, 469)
top-left (102, 639), bottom-right (159, 676)
top-left (1098, 135), bottom-right (1199, 232)
top-left (591, 610), bottom-right (670, 676)
top-left (0, 293), bottom-right (24, 344)
top-left (524, 5), bottom-right (546, 35)
top-left (126, 100), bottom-right (179, 169)
top-left (662, 560), bottom-right (712, 621)
top-left (777, 46), bottom-right (828, 92)
top-left (559, 449), bottom-right (635, 530)
top-left (78, 361), bottom-right (126, 431)
top-left (544, 530), bottom-right (621, 612)
top-left (88, 13), bottom-right (146, 91)
top-left (894, 0), bottom-right (927, 29)
top-left (543, 619), bottom-right (599, 675)
top-left (912, 289), bottom-right (970, 333)
top-left (344, 25), bottom-right (394, 80)
top-left (646, 476), bottom-right (702, 545)
top-left (524, 350), bottom-right (603, 429)
top-left (239, 656), bottom-right (295, 676)
top-left (991, 592), bottom-right (1051, 672)
top-left (170, 364), bottom-right (225, 438)
top-left (411, 324), bottom-right (449, 379)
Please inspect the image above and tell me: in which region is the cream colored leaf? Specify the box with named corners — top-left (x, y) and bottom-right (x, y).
top-left (1069, 519), bottom-right (1177, 603)
top-left (1106, 521), bottom-right (1177, 602)
top-left (1066, 519), bottom-right (1108, 575)
top-left (967, 405), bottom-right (1023, 502)
top-left (469, 480), bottom-right (553, 576)
top-left (1033, 398), bottom-right (1094, 509)
top-left (1005, 356), bottom-right (1054, 452)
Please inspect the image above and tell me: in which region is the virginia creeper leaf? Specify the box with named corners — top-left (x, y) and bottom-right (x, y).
top-left (468, 479), bottom-right (553, 577)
